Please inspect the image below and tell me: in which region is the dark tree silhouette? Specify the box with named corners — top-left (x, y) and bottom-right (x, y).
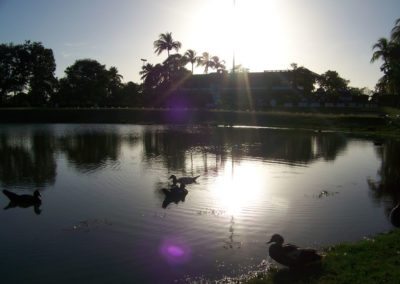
top-left (26, 41), bottom-right (57, 106)
top-left (198, 52), bottom-right (213, 74)
top-left (211, 56), bottom-right (226, 73)
top-left (115, 81), bottom-right (141, 107)
top-left (153, 32), bottom-right (182, 57)
top-left (371, 19), bottom-right (400, 95)
top-left (289, 63), bottom-right (317, 95)
top-left (57, 59), bottom-right (116, 107)
top-left (371, 38), bottom-right (393, 72)
top-left (183, 49), bottom-right (199, 74)
top-left (0, 41), bottom-right (56, 106)
top-left (0, 43), bottom-right (28, 105)
top-left (140, 63), bottom-right (154, 81)
top-left (317, 70), bottom-right (349, 95)
top-left (391, 18), bottom-right (400, 43)
top-left (140, 63), bottom-right (167, 91)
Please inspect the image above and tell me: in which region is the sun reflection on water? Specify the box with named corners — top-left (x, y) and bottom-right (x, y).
top-left (210, 160), bottom-right (269, 217)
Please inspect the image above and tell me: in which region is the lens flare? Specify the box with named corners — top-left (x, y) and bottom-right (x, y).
top-left (160, 237), bottom-right (192, 265)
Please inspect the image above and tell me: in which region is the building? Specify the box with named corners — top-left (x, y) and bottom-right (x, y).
top-left (179, 70), bottom-right (298, 109)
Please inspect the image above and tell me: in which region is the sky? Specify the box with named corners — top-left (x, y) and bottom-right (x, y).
top-left (0, 0), bottom-right (399, 89)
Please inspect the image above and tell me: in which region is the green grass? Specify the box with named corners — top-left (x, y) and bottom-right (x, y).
top-left (248, 229), bottom-right (400, 284)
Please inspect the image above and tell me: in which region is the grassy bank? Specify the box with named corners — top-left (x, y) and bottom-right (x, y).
top-left (248, 229), bottom-right (400, 284)
top-left (1, 107), bottom-right (399, 136)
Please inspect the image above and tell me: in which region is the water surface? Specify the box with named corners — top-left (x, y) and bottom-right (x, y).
top-left (0, 124), bottom-right (398, 283)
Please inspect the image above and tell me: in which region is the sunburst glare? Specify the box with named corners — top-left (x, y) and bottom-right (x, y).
top-left (187, 0), bottom-right (288, 72)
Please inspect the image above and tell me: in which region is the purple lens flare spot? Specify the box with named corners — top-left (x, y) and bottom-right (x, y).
top-left (160, 237), bottom-right (192, 265)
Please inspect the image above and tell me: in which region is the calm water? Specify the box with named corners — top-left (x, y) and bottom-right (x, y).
top-left (0, 124), bottom-right (399, 283)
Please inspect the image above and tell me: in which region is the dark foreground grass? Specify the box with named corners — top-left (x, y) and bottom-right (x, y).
top-left (248, 229), bottom-right (400, 284)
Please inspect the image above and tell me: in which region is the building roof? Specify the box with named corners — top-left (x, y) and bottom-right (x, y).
top-left (182, 71), bottom-right (293, 90)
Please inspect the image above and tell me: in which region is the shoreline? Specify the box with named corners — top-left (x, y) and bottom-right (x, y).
top-left (1, 107), bottom-right (399, 138)
top-left (248, 228), bottom-right (400, 283)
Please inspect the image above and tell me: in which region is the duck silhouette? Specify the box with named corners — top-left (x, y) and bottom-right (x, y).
top-left (169, 174), bottom-right (200, 185)
top-left (267, 234), bottom-right (322, 268)
top-left (161, 183), bottom-right (188, 209)
top-left (2, 189), bottom-right (42, 215)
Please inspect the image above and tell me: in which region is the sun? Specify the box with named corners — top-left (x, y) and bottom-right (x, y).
top-left (186, 0), bottom-right (289, 72)
top-left (233, 0), bottom-right (289, 70)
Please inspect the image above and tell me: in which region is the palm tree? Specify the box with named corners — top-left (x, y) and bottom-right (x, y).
top-left (371, 37), bottom-right (393, 73)
top-left (371, 21), bottom-right (400, 95)
top-left (109, 67), bottom-right (123, 84)
top-left (140, 63), bottom-right (167, 90)
top-left (391, 18), bottom-right (400, 43)
top-left (198, 52), bottom-right (213, 74)
top-left (140, 63), bottom-right (154, 81)
top-left (163, 54), bottom-right (185, 72)
top-left (153, 32), bottom-right (182, 57)
top-left (108, 66), bottom-right (123, 96)
top-left (184, 49), bottom-right (198, 74)
top-left (211, 56), bottom-right (226, 73)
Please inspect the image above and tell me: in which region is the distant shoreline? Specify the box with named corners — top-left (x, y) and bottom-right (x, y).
top-left (0, 107), bottom-right (398, 136)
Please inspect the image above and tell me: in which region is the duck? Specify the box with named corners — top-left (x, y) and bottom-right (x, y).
top-left (169, 174), bottom-right (200, 185)
top-left (267, 234), bottom-right (322, 268)
top-left (2, 189), bottom-right (42, 215)
top-left (162, 183), bottom-right (188, 195)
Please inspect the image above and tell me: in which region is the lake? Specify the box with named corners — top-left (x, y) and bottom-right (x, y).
top-left (0, 124), bottom-right (398, 283)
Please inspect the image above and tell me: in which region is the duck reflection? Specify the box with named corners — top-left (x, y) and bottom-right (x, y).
top-left (2, 189), bottom-right (42, 215)
top-left (161, 183), bottom-right (188, 209)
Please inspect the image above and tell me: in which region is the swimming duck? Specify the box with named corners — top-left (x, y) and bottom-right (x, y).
top-left (2, 189), bottom-right (42, 215)
top-left (267, 234), bottom-right (321, 268)
top-left (164, 183), bottom-right (188, 194)
top-left (169, 174), bottom-right (200, 185)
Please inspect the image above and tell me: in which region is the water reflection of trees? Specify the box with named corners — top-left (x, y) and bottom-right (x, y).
top-left (141, 128), bottom-right (348, 171)
top-left (0, 126), bottom-right (349, 187)
top-left (0, 129), bottom-right (139, 186)
top-left (59, 132), bottom-right (122, 172)
top-left (368, 140), bottom-right (400, 226)
top-left (142, 128), bottom-right (217, 171)
top-left (0, 133), bottom-right (56, 187)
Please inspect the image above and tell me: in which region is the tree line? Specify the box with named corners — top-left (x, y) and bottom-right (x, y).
top-left (0, 41), bottom-right (141, 107)
top-left (143, 33), bottom-right (370, 101)
top-left (1, 20), bottom-right (399, 109)
top-left (371, 18), bottom-right (400, 96)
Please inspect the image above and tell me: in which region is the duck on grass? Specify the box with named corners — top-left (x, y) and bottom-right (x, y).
top-left (249, 230), bottom-right (400, 283)
top-left (266, 234), bottom-right (322, 269)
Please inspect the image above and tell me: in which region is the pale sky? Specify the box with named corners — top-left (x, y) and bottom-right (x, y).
top-left (1, 0), bottom-right (399, 89)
